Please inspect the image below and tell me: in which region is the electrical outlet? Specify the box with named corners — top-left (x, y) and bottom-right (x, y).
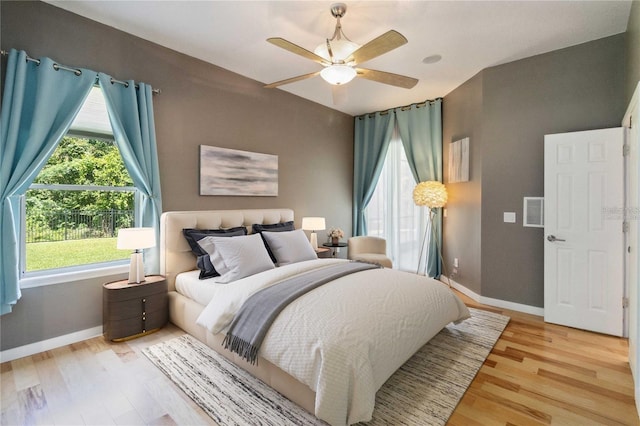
top-left (454, 258), bottom-right (459, 268)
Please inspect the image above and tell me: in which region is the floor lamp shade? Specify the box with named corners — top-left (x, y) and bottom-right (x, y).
top-left (413, 181), bottom-right (448, 208)
top-left (301, 217), bottom-right (326, 250)
top-left (117, 227), bottom-right (156, 284)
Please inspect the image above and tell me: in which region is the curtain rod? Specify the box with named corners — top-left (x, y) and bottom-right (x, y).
top-left (356, 98), bottom-right (442, 120)
top-left (1, 49), bottom-right (161, 95)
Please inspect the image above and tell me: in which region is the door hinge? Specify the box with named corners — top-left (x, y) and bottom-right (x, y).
top-left (623, 297), bottom-right (630, 308)
top-left (623, 144), bottom-right (630, 156)
top-left (623, 221), bottom-right (630, 233)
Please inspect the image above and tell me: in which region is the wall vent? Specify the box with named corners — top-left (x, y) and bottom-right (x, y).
top-left (523, 197), bottom-right (544, 228)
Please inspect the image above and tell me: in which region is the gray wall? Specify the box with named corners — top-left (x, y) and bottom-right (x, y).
top-left (443, 34), bottom-right (626, 308)
top-left (0, 1), bottom-right (354, 351)
top-left (442, 72), bottom-right (483, 295)
top-left (628, 0), bottom-right (640, 103)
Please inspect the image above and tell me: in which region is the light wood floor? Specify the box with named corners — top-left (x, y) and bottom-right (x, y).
top-left (1, 292), bottom-right (639, 425)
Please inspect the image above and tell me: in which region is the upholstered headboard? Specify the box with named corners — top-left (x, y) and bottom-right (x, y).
top-left (159, 209), bottom-right (294, 291)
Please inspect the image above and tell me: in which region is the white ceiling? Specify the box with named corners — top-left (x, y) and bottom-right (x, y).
top-left (45, 1), bottom-right (632, 116)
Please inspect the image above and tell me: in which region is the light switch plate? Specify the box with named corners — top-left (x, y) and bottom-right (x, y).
top-left (504, 212), bottom-right (516, 223)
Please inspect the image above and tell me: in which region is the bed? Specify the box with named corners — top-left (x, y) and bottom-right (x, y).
top-left (160, 209), bottom-right (470, 426)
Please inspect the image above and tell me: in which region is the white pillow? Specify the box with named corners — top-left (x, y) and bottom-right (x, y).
top-left (261, 229), bottom-right (318, 266)
top-left (198, 233), bottom-right (274, 283)
top-left (197, 236), bottom-right (231, 276)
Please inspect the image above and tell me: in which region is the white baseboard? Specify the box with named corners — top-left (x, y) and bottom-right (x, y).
top-left (442, 276), bottom-right (545, 317)
top-left (0, 326), bottom-right (103, 363)
top-left (0, 279), bottom-right (546, 362)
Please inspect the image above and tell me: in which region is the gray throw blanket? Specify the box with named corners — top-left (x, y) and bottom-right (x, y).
top-left (223, 261), bottom-right (381, 364)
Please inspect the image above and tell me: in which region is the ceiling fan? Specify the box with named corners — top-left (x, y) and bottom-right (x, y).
top-left (264, 3), bottom-right (418, 91)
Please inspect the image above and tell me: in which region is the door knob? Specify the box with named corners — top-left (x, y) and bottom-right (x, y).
top-left (547, 235), bottom-right (566, 242)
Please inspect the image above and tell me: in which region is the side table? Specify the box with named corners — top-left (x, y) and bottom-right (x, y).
top-left (103, 275), bottom-right (168, 341)
top-left (322, 242), bottom-right (348, 258)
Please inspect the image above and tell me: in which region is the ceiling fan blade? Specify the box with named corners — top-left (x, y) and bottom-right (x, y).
top-left (267, 38), bottom-right (330, 66)
top-left (355, 68), bottom-right (418, 89)
top-left (264, 71), bottom-right (321, 88)
top-left (332, 84), bottom-right (348, 105)
top-left (349, 30), bottom-right (408, 65)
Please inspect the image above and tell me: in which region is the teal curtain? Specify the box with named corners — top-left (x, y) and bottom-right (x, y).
top-left (98, 74), bottom-right (163, 273)
top-left (395, 99), bottom-right (443, 277)
top-left (352, 112), bottom-right (395, 236)
top-left (0, 50), bottom-right (95, 314)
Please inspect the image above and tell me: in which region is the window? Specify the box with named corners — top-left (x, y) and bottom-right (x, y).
top-left (20, 87), bottom-right (139, 276)
top-left (365, 134), bottom-right (429, 273)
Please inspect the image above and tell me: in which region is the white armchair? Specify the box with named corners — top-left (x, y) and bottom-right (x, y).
top-left (347, 236), bottom-right (393, 268)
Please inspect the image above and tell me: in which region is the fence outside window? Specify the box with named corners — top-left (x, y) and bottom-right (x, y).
top-left (26, 209), bottom-right (134, 243)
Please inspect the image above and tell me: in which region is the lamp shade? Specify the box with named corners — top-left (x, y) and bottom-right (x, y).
top-left (413, 181), bottom-right (448, 208)
top-left (314, 39), bottom-right (360, 62)
top-left (320, 65), bottom-right (357, 85)
top-left (117, 227), bottom-right (156, 250)
top-left (301, 217), bottom-right (326, 231)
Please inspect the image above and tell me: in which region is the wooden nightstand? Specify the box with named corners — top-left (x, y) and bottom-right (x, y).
top-left (315, 247), bottom-right (331, 258)
top-left (103, 275), bottom-right (168, 341)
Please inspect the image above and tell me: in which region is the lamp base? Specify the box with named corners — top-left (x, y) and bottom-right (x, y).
top-left (310, 232), bottom-right (318, 250)
top-left (128, 252), bottom-right (146, 284)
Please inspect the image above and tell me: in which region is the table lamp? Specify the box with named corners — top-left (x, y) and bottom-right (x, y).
top-left (301, 217), bottom-right (326, 250)
top-left (117, 227), bottom-right (156, 284)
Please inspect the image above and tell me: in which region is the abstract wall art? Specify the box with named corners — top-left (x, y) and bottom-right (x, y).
top-left (199, 145), bottom-right (278, 196)
top-left (448, 137), bottom-right (470, 183)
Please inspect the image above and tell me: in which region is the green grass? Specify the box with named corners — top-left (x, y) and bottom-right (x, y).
top-left (26, 237), bottom-right (129, 271)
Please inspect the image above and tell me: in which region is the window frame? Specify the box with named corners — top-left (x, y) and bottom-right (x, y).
top-left (18, 131), bottom-right (141, 287)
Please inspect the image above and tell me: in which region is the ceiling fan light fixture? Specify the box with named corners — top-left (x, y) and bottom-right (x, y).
top-left (265, 3), bottom-right (417, 90)
top-left (320, 65), bottom-right (357, 85)
top-left (314, 39), bottom-right (360, 63)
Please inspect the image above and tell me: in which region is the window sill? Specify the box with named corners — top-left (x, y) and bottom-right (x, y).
top-left (20, 263), bottom-right (128, 289)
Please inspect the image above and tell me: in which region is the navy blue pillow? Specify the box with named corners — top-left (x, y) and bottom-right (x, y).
top-left (183, 227), bottom-right (247, 279)
top-left (252, 221), bottom-right (295, 263)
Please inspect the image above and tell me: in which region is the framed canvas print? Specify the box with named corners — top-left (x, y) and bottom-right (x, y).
top-left (449, 137), bottom-right (470, 183)
top-left (199, 145), bottom-right (278, 196)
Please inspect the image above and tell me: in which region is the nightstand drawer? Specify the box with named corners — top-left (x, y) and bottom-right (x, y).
top-left (104, 292), bottom-right (167, 321)
top-left (104, 278), bottom-right (167, 302)
top-left (104, 307), bottom-right (168, 340)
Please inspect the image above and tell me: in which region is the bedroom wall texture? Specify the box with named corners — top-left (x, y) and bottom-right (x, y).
top-left (0, 1), bottom-right (354, 352)
top-left (628, 0), bottom-right (640, 103)
top-left (442, 72), bottom-right (484, 296)
top-left (443, 34), bottom-right (626, 308)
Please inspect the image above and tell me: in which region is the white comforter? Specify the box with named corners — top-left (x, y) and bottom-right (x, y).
top-left (196, 259), bottom-right (470, 425)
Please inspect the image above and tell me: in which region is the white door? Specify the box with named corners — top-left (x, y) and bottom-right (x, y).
top-left (544, 127), bottom-right (624, 336)
top-left (623, 88), bottom-right (638, 383)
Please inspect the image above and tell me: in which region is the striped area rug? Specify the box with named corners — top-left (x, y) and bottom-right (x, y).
top-left (143, 308), bottom-right (509, 425)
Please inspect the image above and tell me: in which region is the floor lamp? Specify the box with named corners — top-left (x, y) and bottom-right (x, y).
top-left (413, 181), bottom-right (450, 286)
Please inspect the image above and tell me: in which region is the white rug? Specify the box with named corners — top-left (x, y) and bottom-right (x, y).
top-left (143, 307), bottom-right (509, 425)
